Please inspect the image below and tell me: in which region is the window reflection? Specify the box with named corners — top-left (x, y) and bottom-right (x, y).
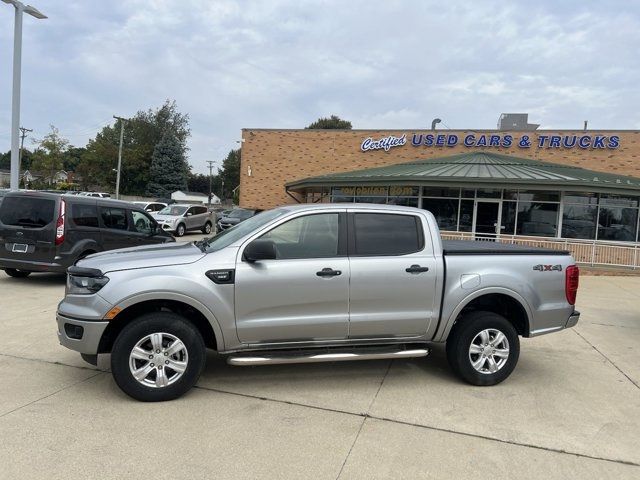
top-left (422, 198), bottom-right (458, 230)
top-left (516, 202), bottom-right (558, 237)
top-left (598, 207), bottom-right (638, 241)
top-left (562, 205), bottom-right (597, 239)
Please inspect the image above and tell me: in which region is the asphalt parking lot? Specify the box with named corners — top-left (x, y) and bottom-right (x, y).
top-left (1, 235), bottom-right (639, 479)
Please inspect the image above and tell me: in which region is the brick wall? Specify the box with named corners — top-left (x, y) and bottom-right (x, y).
top-left (239, 129), bottom-right (640, 209)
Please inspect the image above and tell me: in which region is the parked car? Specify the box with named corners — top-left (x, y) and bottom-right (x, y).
top-left (0, 191), bottom-right (174, 277)
top-left (56, 203), bottom-right (580, 401)
top-left (153, 204), bottom-right (214, 236)
top-left (216, 208), bottom-right (260, 232)
top-left (80, 192), bottom-right (111, 198)
top-left (132, 201), bottom-right (167, 213)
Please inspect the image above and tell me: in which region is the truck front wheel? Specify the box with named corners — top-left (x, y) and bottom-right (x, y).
top-left (111, 312), bottom-right (206, 401)
top-left (446, 311), bottom-right (519, 386)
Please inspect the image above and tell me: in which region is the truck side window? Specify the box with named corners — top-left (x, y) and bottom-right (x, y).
top-left (71, 204), bottom-right (99, 228)
top-left (261, 213), bottom-right (339, 259)
top-left (100, 207), bottom-right (128, 231)
top-left (352, 213), bottom-right (422, 256)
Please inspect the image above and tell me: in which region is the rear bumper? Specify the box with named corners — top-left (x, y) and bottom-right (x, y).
top-left (0, 257), bottom-right (67, 273)
top-left (56, 313), bottom-right (109, 355)
top-left (565, 310), bottom-right (580, 329)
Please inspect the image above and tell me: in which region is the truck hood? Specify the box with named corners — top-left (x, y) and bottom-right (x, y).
top-left (76, 242), bottom-right (205, 274)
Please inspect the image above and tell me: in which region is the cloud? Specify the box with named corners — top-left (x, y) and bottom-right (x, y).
top-left (0, 0), bottom-right (638, 173)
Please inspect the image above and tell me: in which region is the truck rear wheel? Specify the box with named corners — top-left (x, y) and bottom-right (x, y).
top-left (110, 312), bottom-right (206, 402)
top-left (446, 311), bottom-right (519, 386)
top-left (4, 268), bottom-right (31, 278)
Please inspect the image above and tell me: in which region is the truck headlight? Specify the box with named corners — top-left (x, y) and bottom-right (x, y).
top-left (66, 274), bottom-right (110, 295)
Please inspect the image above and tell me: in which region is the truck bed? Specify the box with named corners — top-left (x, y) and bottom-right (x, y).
top-left (442, 239), bottom-right (570, 256)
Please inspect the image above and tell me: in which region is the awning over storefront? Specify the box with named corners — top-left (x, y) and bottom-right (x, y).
top-left (286, 152), bottom-right (640, 194)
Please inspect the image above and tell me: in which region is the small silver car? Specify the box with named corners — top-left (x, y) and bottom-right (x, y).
top-left (153, 204), bottom-right (214, 236)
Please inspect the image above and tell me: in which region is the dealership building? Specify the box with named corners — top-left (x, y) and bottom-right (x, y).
top-left (239, 117), bottom-right (640, 268)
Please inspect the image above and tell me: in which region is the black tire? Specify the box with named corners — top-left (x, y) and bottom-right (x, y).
top-left (110, 312), bottom-right (206, 402)
top-left (175, 223), bottom-right (186, 237)
top-left (202, 221), bottom-right (212, 234)
top-left (446, 311), bottom-right (519, 386)
top-left (4, 268), bottom-right (31, 278)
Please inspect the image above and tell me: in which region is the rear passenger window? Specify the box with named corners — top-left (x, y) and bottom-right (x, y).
top-left (71, 204), bottom-right (99, 228)
top-left (0, 197), bottom-right (55, 228)
top-left (353, 213), bottom-right (422, 256)
top-left (100, 207), bottom-right (128, 230)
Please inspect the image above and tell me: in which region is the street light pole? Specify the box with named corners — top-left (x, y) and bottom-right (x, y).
top-left (3, 0), bottom-right (47, 191)
top-left (113, 115), bottom-right (127, 199)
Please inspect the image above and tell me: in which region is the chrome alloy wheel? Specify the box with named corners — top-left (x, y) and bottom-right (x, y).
top-left (129, 332), bottom-right (189, 388)
top-left (468, 328), bottom-right (510, 375)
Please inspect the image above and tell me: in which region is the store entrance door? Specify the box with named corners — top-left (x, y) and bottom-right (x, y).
top-left (474, 201), bottom-right (501, 237)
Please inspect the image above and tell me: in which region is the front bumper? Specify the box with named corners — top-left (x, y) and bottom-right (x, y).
top-left (0, 257), bottom-right (67, 273)
top-left (565, 310), bottom-right (580, 329)
top-left (161, 223), bottom-right (178, 233)
top-left (56, 312), bottom-right (109, 355)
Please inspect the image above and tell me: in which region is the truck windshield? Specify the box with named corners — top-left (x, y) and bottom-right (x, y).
top-left (197, 209), bottom-right (286, 253)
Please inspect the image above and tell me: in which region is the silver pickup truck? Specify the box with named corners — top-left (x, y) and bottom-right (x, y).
top-left (56, 204), bottom-right (580, 401)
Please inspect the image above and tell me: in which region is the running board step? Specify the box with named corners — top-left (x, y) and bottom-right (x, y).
top-left (227, 347), bottom-right (429, 366)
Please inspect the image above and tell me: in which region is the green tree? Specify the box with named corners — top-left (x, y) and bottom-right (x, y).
top-left (30, 126), bottom-right (69, 184)
top-left (218, 149), bottom-right (241, 200)
top-left (76, 100), bottom-right (191, 194)
top-left (146, 131), bottom-right (189, 198)
top-left (305, 115), bottom-right (352, 129)
top-left (0, 148), bottom-right (34, 171)
top-left (62, 146), bottom-right (86, 172)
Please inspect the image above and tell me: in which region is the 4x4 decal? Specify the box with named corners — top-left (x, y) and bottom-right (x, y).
top-left (533, 264), bottom-right (562, 272)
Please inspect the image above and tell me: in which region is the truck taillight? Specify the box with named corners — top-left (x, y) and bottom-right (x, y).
top-left (55, 199), bottom-right (66, 246)
top-left (565, 265), bottom-right (579, 305)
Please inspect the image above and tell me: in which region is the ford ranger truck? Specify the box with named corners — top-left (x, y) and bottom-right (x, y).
top-left (56, 204), bottom-right (580, 401)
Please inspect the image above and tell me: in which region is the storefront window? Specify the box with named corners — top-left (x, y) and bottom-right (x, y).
top-left (422, 198), bottom-right (458, 231)
top-left (516, 202), bottom-right (559, 237)
top-left (562, 204), bottom-right (597, 239)
top-left (501, 201), bottom-right (517, 235)
top-left (388, 197), bottom-right (419, 207)
top-left (503, 190), bottom-right (518, 200)
top-left (597, 207), bottom-right (638, 241)
top-left (422, 187), bottom-right (459, 198)
top-left (355, 196), bottom-right (386, 204)
top-left (388, 186), bottom-right (419, 207)
top-left (332, 196), bottom-right (353, 203)
top-left (599, 194), bottom-right (639, 208)
top-left (564, 192), bottom-right (598, 205)
top-left (390, 186), bottom-right (419, 197)
top-left (461, 189), bottom-right (475, 198)
top-left (476, 188), bottom-right (501, 198)
top-left (459, 200), bottom-right (474, 232)
top-left (518, 190), bottom-right (560, 202)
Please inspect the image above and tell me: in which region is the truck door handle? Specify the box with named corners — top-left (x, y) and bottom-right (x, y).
top-left (405, 264), bottom-right (429, 274)
top-left (316, 268), bottom-right (342, 277)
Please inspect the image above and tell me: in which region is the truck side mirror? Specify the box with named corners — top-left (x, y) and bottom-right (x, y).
top-left (244, 239), bottom-right (277, 262)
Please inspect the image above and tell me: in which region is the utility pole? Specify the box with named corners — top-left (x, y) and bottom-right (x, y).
top-left (206, 160), bottom-right (215, 207)
top-left (18, 126), bottom-right (31, 183)
top-left (113, 115), bottom-right (127, 199)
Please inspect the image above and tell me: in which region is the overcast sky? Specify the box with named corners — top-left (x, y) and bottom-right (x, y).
top-left (1, 0), bottom-right (638, 173)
